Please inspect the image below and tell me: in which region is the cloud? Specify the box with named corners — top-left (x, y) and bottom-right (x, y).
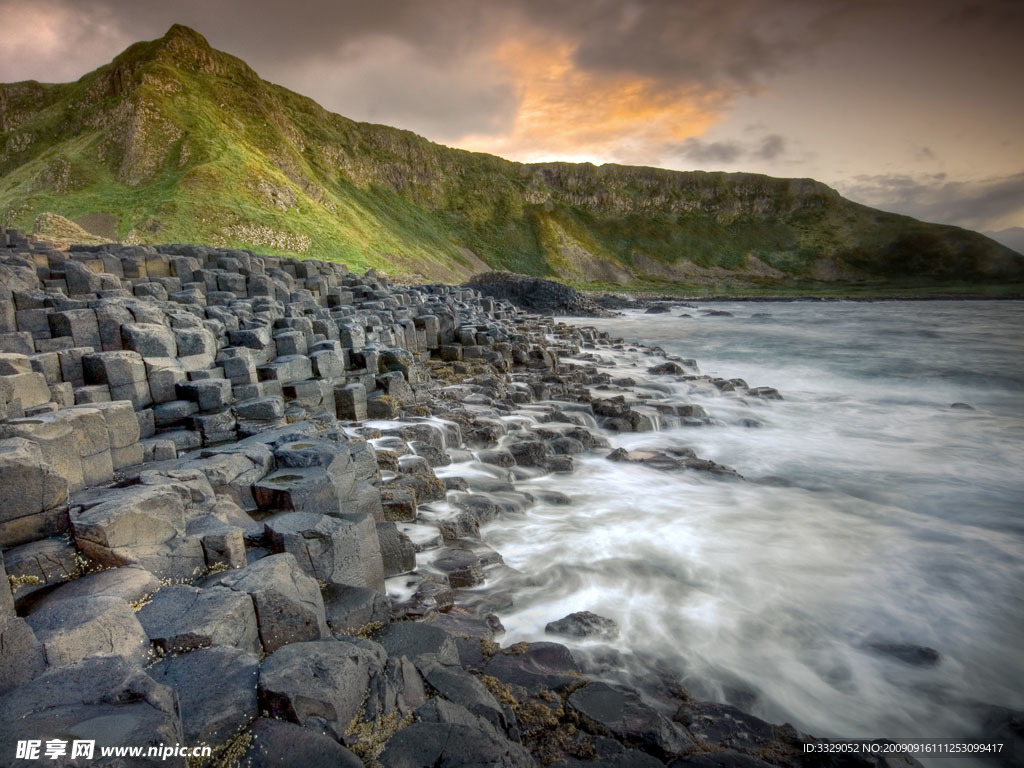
top-left (756, 134), bottom-right (786, 160)
top-left (838, 171), bottom-right (1024, 231)
top-left (0, 0), bottom-right (845, 164)
top-left (666, 133), bottom-right (788, 168)
top-left (676, 139), bottom-right (744, 164)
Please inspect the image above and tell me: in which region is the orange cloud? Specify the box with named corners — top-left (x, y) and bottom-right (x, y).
top-left (455, 36), bottom-right (724, 166)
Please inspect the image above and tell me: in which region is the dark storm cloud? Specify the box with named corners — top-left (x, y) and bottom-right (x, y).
top-left (756, 134), bottom-right (786, 160)
top-left (671, 134), bottom-right (788, 167)
top-left (840, 172), bottom-right (1024, 231)
top-left (676, 139), bottom-right (744, 164)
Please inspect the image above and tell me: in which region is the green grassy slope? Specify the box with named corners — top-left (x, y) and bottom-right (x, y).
top-left (2, 24), bottom-right (1021, 287)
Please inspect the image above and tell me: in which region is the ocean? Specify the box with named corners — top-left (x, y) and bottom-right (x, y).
top-left (470, 300), bottom-right (1024, 753)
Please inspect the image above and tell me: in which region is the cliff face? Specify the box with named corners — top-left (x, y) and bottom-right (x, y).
top-left (2, 25), bottom-right (1020, 286)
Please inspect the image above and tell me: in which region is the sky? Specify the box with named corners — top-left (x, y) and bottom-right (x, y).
top-left (1, 0), bottom-right (1022, 235)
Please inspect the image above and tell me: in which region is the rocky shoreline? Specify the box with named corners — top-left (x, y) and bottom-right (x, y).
top-left (0, 228), bottom-right (923, 767)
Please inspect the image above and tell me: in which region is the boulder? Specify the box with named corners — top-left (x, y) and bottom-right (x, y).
top-left (379, 722), bottom-right (537, 768)
top-left (483, 642), bottom-right (581, 694)
top-left (377, 522), bottom-right (416, 576)
top-left (375, 621), bottom-right (461, 667)
top-left (265, 511), bottom-right (385, 590)
top-left (258, 638), bottom-right (380, 743)
top-left (213, 553), bottom-right (327, 652)
top-left (121, 322), bottom-right (178, 357)
top-left (324, 583), bottom-right (391, 635)
top-left (0, 598), bottom-right (46, 694)
top-left (672, 701), bottom-right (777, 759)
top-left (31, 565), bottom-right (158, 613)
top-left (149, 647), bottom-right (260, 746)
top-left (26, 595), bottom-right (149, 668)
top-left (70, 484), bottom-right (206, 580)
top-left (0, 655), bottom-right (185, 767)
top-left (0, 437), bottom-right (68, 531)
top-left (545, 611), bottom-right (620, 641)
top-left (417, 659), bottom-right (511, 733)
top-left (0, 371), bottom-right (51, 409)
top-left (432, 548), bottom-right (485, 588)
top-left (136, 584), bottom-right (261, 654)
top-left (237, 717), bottom-right (364, 768)
top-left (568, 681), bottom-right (693, 760)
top-left (2, 537), bottom-right (80, 606)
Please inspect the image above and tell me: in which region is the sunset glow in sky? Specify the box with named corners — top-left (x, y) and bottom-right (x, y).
top-left (1, 0), bottom-right (1022, 234)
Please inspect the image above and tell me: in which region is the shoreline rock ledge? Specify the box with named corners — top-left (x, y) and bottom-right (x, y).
top-left (0, 228), bottom-right (923, 767)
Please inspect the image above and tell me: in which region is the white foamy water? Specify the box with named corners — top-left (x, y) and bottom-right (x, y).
top-left (478, 301), bottom-right (1024, 749)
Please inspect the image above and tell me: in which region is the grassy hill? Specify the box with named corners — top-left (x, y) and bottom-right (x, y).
top-left (2, 24), bottom-right (1021, 289)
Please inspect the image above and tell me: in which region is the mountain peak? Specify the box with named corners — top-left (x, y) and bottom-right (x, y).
top-left (160, 24), bottom-right (213, 51)
top-left (139, 23), bottom-right (245, 78)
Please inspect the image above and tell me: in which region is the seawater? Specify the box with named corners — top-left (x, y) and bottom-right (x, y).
top-left (475, 300), bottom-right (1024, 747)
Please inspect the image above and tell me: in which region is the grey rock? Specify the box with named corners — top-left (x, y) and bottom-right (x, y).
top-left (376, 621), bottom-right (461, 667)
top-left (32, 565), bottom-right (158, 613)
top-left (237, 718), bottom-right (364, 768)
top-left (213, 553), bottom-right (327, 652)
top-left (545, 611), bottom-right (620, 641)
top-left (121, 322), bottom-right (178, 357)
top-left (149, 646), bottom-right (259, 745)
top-left (417, 659), bottom-right (509, 733)
top-left (568, 681), bottom-right (693, 760)
top-left (433, 548), bottom-right (485, 588)
top-left (265, 510), bottom-right (384, 590)
top-left (324, 583), bottom-right (391, 634)
top-left (0, 437), bottom-right (69, 521)
top-left (484, 642), bottom-right (581, 694)
top-left (26, 595), bottom-right (149, 668)
top-left (0, 611), bottom-right (46, 695)
top-left (0, 655), bottom-right (185, 767)
top-left (377, 522), bottom-right (416, 576)
top-left (136, 584), bottom-right (261, 654)
top-left (2, 537), bottom-right (80, 605)
top-left (258, 638), bottom-right (380, 742)
top-left (379, 722), bottom-right (536, 768)
top-left (70, 484), bottom-right (206, 580)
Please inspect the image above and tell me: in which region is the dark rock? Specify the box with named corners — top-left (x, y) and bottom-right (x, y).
top-left (433, 547), bottom-right (485, 588)
top-left (0, 655), bottom-right (184, 767)
top-left (26, 594), bottom-right (149, 668)
top-left (379, 721), bottom-right (537, 768)
top-left (484, 641), bottom-right (581, 694)
top-left (464, 272), bottom-right (610, 317)
top-left (136, 584), bottom-right (261, 654)
top-left (30, 564), bottom-right (158, 612)
top-left (258, 638), bottom-right (380, 743)
top-left (237, 717), bottom-right (364, 768)
top-left (375, 621), bottom-right (461, 666)
top-left (324, 582), bottom-right (391, 634)
top-left (868, 642), bottom-right (942, 666)
top-left (377, 521), bottom-right (416, 576)
top-left (149, 646), bottom-right (259, 745)
top-left (649, 361), bottom-right (684, 375)
top-left (667, 751), bottom-right (776, 768)
top-left (264, 510), bottom-right (385, 590)
top-left (212, 553), bottom-right (328, 652)
top-left (673, 701), bottom-right (776, 756)
top-left (545, 611), bottom-right (619, 641)
top-left (568, 681), bottom-right (694, 760)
